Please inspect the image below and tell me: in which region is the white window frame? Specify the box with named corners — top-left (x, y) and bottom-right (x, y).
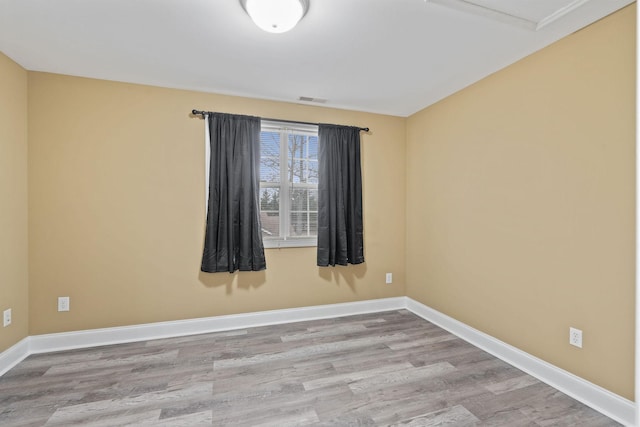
top-left (260, 120), bottom-right (319, 249)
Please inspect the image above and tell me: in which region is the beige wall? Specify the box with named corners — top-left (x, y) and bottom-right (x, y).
top-left (406, 5), bottom-right (635, 400)
top-left (0, 52), bottom-right (29, 352)
top-left (27, 73), bottom-right (406, 335)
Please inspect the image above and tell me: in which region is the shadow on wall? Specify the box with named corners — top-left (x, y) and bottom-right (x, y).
top-left (318, 263), bottom-right (367, 292)
top-left (197, 270), bottom-right (267, 295)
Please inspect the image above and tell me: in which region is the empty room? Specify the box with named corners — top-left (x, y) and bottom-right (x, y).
top-left (0, 0), bottom-right (636, 425)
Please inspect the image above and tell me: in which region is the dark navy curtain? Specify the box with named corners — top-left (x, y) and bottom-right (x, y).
top-left (317, 124), bottom-right (364, 267)
top-left (201, 113), bottom-right (266, 273)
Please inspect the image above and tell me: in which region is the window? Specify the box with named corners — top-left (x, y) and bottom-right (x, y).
top-left (259, 121), bottom-right (318, 248)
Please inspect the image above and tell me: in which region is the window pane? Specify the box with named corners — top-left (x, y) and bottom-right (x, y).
top-left (290, 188), bottom-right (308, 211)
top-left (288, 134), bottom-right (319, 184)
top-left (288, 158), bottom-right (301, 184)
top-left (259, 188), bottom-right (280, 238)
top-left (309, 189), bottom-right (318, 211)
top-left (307, 160), bottom-right (318, 184)
top-left (260, 131), bottom-right (280, 183)
top-left (290, 187), bottom-right (317, 238)
top-left (308, 136), bottom-right (318, 160)
top-left (291, 188), bottom-right (318, 211)
top-left (309, 212), bottom-right (318, 234)
top-left (290, 212), bottom-right (315, 237)
top-left (288, 134), bottom-right (304, 183)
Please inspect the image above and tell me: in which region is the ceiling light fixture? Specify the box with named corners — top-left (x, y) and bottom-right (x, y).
top-left (240, 0), bottom-right (309, 34)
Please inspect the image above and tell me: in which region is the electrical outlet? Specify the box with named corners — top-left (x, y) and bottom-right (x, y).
top-left (3, 309), bottom-right (11, 327)
top-left (385, 272), bottom-right (393, 284)
top-left (569, 327), bottom-right (582, 348)
top-left (58, 297), bottom-right (70, 312)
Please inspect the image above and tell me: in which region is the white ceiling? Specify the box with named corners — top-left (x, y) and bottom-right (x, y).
top-left (0, 0), bottom-right (633, 117)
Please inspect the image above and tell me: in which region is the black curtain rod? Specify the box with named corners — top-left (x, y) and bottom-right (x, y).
top-left (191, 109), bottom-right (369, 133)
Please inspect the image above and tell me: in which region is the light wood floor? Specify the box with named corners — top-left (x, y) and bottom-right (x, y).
top-left (0, 310), bottom-right (620, 426)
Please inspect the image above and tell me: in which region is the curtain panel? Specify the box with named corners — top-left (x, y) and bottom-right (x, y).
top-left (317, 124), bottom-right (365, 267)
top-left (201, 113), bottom-right (266, 273)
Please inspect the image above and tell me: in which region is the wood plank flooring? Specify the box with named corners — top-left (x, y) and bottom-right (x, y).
top-left (0, 310), bottom-right (620, 426)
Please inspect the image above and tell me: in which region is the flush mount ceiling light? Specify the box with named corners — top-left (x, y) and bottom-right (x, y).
top-left (240, 0), bottom-right (310, 33)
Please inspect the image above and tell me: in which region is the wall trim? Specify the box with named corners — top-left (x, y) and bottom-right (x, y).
top-left (26, 297), bottom-right (406, 354)
top-left (405, 297), bottom-right (635, 426)
top-left (0, 296), bottom-right (634, 425)
top-left (0, 337), bottom-right (30, 377)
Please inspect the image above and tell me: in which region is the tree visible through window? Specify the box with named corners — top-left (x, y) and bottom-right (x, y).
top-left (259, 121), bottom-right (318, 248)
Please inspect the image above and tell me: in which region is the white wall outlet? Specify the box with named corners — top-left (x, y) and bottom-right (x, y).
top-left (3, 309), bottom-right (11, 327)
top-left (58, 296), bottom-right (70, 312)
top-left (385, 272), bottom-right (393, 284)
top-left (569, 327), bottom-right (582, 348)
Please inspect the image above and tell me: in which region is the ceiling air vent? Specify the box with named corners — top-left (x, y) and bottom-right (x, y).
top-left (298, 96), bottom-right (327, 104)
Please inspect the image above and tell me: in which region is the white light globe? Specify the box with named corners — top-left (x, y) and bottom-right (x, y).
top-left (245, 0), bottom-right (305, 33)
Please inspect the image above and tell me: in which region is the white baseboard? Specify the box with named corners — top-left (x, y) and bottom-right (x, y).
top-left (0, 296), bottom-right (634, 425)
top-left (0, 337), bottom-right (30, 377)
top-left (27, 297), bottom-right (406, 354)
top-left (405, 297), bottom-right (635, 426)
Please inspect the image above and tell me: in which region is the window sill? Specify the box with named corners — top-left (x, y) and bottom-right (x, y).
top-left (263, 238), bottom-right (317, 249)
